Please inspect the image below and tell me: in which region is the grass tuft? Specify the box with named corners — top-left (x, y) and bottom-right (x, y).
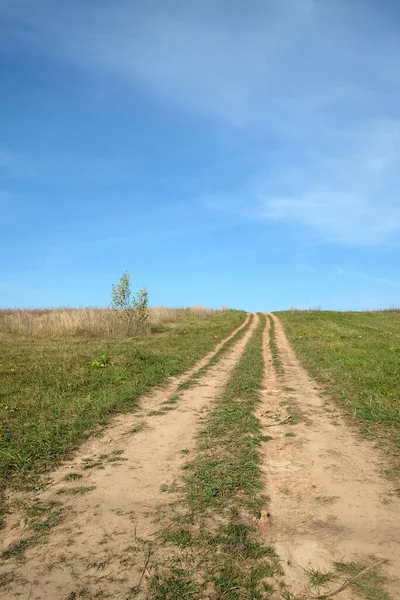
top-left (25, 500), bottom-right (64, 531)
top-left (306, 566), bottom-right (338, 592)
top-left (129, 422), bottom-right (147, 434)
top-left (334, 560), bottom-right (390, 600)
top-left (56, 486), bottom-right (96, 496)
top-left (1, 536), bottom-right (37, 560)
top-left (64, 472), bottom-right (83, 481)
top-left (268, 316), bottom-right (284, 377)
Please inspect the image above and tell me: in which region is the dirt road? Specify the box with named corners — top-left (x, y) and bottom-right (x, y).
top-left (260, 314), bottom-right (400, 599)
top-left (0, 315), bottom-right (257, 599)
top-left (1, 313), bottom-right (399, 599)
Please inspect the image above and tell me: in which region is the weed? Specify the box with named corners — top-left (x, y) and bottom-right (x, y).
top-left (22, 499), bottom-right (64, 532)
top-left (81, 459), bottom-right (104, 470)
top-left (91, 354), bottom-right (113, 368)
top-left (0, 571), bottom-right (15, 587)
top-left (56, 486), bottom-right (96, 496)
top-left (162, 394), bottom-right (180, 405)
top-left (334, 560), bottom-right (390, 600)
top-left (282, 398), bottom-right (304, 425)
top-left (285, 432), bottom-right (296, 438)
top-left (30, 509), bottom-right (63, 531)
top-left (107, 456), bottom-right (128, 463)
top-left (306, 566), bottom-right (337, 591)
top-left (1, 536), bottom-right (37, 560)
top-left (87, 558), bottom-right (111, 571)
top-left (64, 472), bottom-right (83, 481)
top-left (129, 422), bottom-right (146, 434)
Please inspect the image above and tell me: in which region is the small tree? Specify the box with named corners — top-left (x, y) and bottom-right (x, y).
top-left (111, 271), bottom-right (132, 311)
top-left (133, 287), bottom-right (149, 333)
top-left (111, 271), bottom-right (149, 334)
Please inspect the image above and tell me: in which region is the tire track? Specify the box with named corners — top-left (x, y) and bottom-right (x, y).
top-left (0, 315), bottom-right (258, 600)
top-left (259, 313), bottom-right (400, 599)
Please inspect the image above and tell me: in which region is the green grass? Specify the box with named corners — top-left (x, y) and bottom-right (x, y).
top-left (276, 310), bottom-right (400, 461)
top-left (0, 310), bottom-right (245, 515)
top-left (128, 422), bottom-right (147, 434)
top-left (161, 395), bottom-right (180, 405)
top-left (64, 472), bottom-right (83, 481)
top-left (305, 566), bottom-right (337, 592)
top-left (24, 499), bottom-right (64, 531)
top-left (334, 560), bottom-right (389, 600)
top-left (268, 316), bottom-right (284, 377)
top-left (185, 317), bottom-right (267, 516)
top-left (1, 499), bottom-right (65, 561)
top-left (150, 568), bottom-right (201, 599)
top-left (281, 398), bottom-right (304, 425)
top-left (150, 315), bottom-right (287, 599)
top-left (1, 536), bottom-right (37, 560)
top-left (56, 486), bottom-right (96, 496)
top-left (175, 314), bottom-right (253, 393)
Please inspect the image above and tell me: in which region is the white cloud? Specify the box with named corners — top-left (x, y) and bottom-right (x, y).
top-left (256, 120), bottom-right (400, 244)
top-left (1, 0), bottom-right (400, 245)
top-left (2, 0), bottom-right (398, 129)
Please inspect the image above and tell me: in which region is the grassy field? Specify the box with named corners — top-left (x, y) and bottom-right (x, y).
top-left (0, 309), bottom-right (246, 509)
top-left (276, 310), bottom-right (400, 462)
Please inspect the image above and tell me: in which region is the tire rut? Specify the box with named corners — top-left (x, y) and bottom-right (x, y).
top-left (259, 313), bottom-right (400, 599)
top-left (0, 315), bottom-right (258, 600)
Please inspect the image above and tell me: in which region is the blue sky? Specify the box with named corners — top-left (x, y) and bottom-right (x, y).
top-left (1, 0), bottom-right (399, 311)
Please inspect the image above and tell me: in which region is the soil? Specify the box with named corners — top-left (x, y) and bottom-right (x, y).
top-left (0, 315), bottom-right (257, 600)
top-left (259, 314), bottom-right (400, 599)
top-left (1, 311), bottom-right (399, 600)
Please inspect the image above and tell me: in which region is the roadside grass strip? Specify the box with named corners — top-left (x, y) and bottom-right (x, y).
top-left (151, 314), bottom-right (288, 600)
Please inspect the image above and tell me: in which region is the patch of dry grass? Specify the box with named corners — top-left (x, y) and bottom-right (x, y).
top-left (0, 306), bottom-right (221, 339)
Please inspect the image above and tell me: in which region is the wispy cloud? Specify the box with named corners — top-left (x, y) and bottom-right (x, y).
top-left (1, 0), bottom-right (400, 245)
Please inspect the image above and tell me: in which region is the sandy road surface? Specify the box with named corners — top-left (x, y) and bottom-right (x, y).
top-left (0, 315), bottom-right (257, 600)
top-left (259, 314), bottom-right (400, 598)
top-left (2, 311), bottom-right (399, 600)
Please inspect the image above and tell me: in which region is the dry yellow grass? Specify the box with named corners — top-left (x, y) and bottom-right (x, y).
top-left (0, 306), bottom-right (221, 338)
